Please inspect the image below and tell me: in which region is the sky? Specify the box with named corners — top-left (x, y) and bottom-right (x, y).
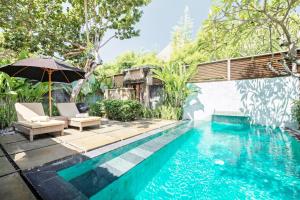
top-left (101, 0), bottom-right (212, 63)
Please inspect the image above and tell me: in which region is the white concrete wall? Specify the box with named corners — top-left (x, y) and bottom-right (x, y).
top-left (183, 76), bottom-right (300, 128)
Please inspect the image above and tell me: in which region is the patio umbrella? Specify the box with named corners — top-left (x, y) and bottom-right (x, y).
top-left (0, 57), bottom-right (85, 116)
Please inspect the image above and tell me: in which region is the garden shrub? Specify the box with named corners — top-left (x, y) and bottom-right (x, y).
top-left (103, 99), bottom-right (142, 121)
top-left (292, 100), bottom-right (300, 127)
top-left (89, 101), bottom-right (105, 117)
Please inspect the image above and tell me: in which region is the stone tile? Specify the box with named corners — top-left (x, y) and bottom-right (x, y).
top-left (105, 157), bottom-right (135, 173)
top-left (102, 128), bottom-right (143, 140)
top-left (120, 152), bottom-right (144, 165)
top-left (0, 156), bottom-right (16, 177)
top-left (69, 134), bottom-right (120, 151)
top-left (13, 143), bottom-right (81, 170)
top-left (129, 147), bottom-right (153, 158)
top-left (0, 133), bottom-right (26, 145)
top-left (0, 173), bottom-right (36, 200)
top-left (57, 129), bottom-right (97, 142)
top-left (88, 126), bottom-right (123, 134)
top-left (0, 148), bottom-right (4, 157)
top-left (3, 138), bottom-right (59, 155)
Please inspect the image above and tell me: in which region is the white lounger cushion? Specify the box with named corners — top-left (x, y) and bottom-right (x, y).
top-left (56, 103), bottom-right (80, 118)
top-left (75, 113), bottom-right (89, 118)
top-left (17, 120), bottom-right (65, 128)
top-left (56, 103), bottom-right (101, 131)
top-left (30, 116), bottom-right (50, 122)
top-left (69, 116), bottom-right (101, 122)
top-left (15, 103), bottom-right (46, 122)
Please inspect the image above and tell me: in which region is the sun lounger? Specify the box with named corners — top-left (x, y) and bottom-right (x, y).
top-left (56, 103), bottom-right (101, 131)
top-left (13, 103), bottom-right (65, 141)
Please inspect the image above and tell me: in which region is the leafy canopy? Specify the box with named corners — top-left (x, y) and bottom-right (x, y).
top-left (0, 0), bottom-right (150, 66)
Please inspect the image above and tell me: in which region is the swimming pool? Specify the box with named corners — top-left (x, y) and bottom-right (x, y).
top-left (55, 120), bottom-right (300, 199)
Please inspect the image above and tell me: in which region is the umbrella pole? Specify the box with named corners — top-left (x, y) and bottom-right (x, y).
top-left (48, 70), bottom-right (53, 117)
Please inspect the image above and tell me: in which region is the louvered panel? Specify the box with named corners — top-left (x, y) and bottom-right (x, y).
top-left (189, 61), bottom-right (227, 82)
top-left (189, 50), bottom-right (300, 83)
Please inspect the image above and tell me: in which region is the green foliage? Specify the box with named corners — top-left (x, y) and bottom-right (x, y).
top-left (170, 0), bottom-right (300, 65)
top-left (103, 51), bottom-right (165, 74)
top-left (0, 0), bottom-right (150, 66)
top-left (43, 103), bottom-right (59, 117)
top-left (201, 0), bottom-right (299, 59)
top-left (103, 99), bottom-right (142, 121)
top-left (153, 63), bottom-right (196, 107)
top-left (158, 106), bottom-right (183, 120)
top-left (0, 102), bottom-right (16, 129)
top-left (292, 100), bottom-right (300, 126)
top-left (89, 101), bottom-right (105, 117)
top-left (142, 107), bottom-right (161, 119)
top-left (152, 62), bottom-right (196, 120)
top-left (0, 73), bottom-right (49, 128)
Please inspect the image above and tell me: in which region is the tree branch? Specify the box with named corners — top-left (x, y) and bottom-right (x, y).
top-left (99, 34), bottom-right (116, 49)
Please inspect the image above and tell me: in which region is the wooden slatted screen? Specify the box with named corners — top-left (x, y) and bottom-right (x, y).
top-left (190, 60), bottom-right (228, 82)
top-left (189, 50), bottom-right (300, 83)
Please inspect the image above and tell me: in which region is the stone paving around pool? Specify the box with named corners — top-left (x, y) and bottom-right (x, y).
top-left (0, 119), bottom-right (177, 200)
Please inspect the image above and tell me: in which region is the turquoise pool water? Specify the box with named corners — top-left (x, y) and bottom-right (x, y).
top-left (60, 121), bottom-right (300, 199)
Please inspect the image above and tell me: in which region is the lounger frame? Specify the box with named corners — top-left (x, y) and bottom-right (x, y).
top-left (13, 122), bottom-right (64, 142)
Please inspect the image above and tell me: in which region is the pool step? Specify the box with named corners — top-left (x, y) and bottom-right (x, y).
top-left (69, 123), bottom-right (192, 198)
top-left (22, 121), bottom-right (190, 200)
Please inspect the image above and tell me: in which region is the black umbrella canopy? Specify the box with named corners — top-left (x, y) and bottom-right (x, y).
top-left (0, 57), bottom-right (85, 116)
top-left (0, 57), bottom-right (85, 83)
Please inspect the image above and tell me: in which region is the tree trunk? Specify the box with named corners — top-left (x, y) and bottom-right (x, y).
top-left (70, 60), bottom-right (98, 102)
top-left (70, 79), bottom-right (85, 102)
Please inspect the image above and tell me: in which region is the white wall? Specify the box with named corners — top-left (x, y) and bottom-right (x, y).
top-left (183, 76), bottom-right (300, 128)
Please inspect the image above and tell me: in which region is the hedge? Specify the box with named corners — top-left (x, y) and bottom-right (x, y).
top-left (103, 99), bottom-right (143, 121)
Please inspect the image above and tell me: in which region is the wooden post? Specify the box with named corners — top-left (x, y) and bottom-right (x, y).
top-left (48, 70), bottom-right (53, 117)
top-left (227, 59), bottom-right (231, 81)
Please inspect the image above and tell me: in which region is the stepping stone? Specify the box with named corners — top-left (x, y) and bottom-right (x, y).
top-left (0, 156), bottom-right (16, 177)
top-left (0, 134), bottom-right (26, 145)
top-left (0, 173), bottom-right (36, 200)
top-left (14, 143), bottom-right (81, 170)
top-left (3, 138), bottom-right (59, 155)
top-left (68, 134), bottom-right (120, 151)
top-left (0, 148), bottom-right (4, 157)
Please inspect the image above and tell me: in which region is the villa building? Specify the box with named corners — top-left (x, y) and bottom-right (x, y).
top-left (105, 66), bottom-right (163, 108)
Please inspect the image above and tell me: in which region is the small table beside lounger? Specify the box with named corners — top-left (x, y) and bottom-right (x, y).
top-left (56, 103), bottom-right (101, 131)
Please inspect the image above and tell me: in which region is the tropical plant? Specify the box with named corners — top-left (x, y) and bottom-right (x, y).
top-left (158, 105), bottom-right (183, 120)
top-left (142, 107), bottom-right (161, 119)
top-left (152, 63), bottom-right (196, 107)
top-left (152, 62), bottom-right (196, 120)
top-left (0, 73), bottom-right (49, 128)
